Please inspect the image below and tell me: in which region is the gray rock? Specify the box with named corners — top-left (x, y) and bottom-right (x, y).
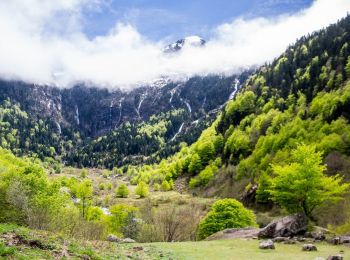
top-left (273, 237), bottom-right (290, 243)
top-left (327, 255), bottom-right (343, 260)
top-left (107, 234), bottom-right (121, 243)
top-left (302, 244), bottom-right (317, 251)
top-left (341, 236), bottom-right (350, 244)
top-left (259, 239), bottom-right (275, 249)
top-left (329, 237), bottom-right (341, 245)
top-left (305, 231), bottom-right (326, 241)
top-left (258, 213), bottom-right (308, 238)
top-left (122, 238), bottom-right (136, 243)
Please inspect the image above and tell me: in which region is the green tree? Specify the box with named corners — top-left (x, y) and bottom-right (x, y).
top-left (256, 172), bottom-right (273, 204)
top-left (197, 199), bottom-right (257, 240)
top-left (76, 180), bottom-right (93, 219)
top-left (116, 183), bottom-right (129, 198)
top-left (270, 144), bottom-right (349, 218)
top-left (135, 181), bottom-right (149, 198)
top-left (188, 153), bottom-right (202, 174)
top-left (345, 56), bottom-right (350, 78)
top-left (109, 204), bottom-right (139, 235)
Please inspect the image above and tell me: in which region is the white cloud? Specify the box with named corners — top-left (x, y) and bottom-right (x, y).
top-left (0, 0), bottom-right (349, 89)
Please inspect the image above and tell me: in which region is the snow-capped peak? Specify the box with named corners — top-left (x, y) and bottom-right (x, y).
top-left (164, 36), bottom-right (206, 53)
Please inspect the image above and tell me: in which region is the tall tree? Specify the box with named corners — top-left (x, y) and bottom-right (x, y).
top-left (270, 144), bottom-right (349, 218)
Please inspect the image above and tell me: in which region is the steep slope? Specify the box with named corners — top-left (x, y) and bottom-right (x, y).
top-left (128, 15), bottom-right (350, 213)
top-left (0, 72), bottom-right (251, 167)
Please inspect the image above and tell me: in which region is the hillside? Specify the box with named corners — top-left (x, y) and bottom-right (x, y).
top-left (0, 72), bottom-right (252, 168)
top-left (123, 15), bottom-right (350, 225)
top-left (2, 5), bottom-right (350, 260)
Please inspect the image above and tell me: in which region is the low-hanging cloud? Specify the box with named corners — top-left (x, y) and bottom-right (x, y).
top-left (0, 0), bottom-right (349, 90)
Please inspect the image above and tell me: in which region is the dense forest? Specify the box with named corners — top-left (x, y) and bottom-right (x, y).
top-left (0, 73), bottom-right (253, 168)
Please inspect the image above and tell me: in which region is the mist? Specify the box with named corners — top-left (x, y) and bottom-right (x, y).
top-left (0, 0), bottom-right (349, 90)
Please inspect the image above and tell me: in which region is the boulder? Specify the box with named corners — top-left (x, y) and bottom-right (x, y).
top-left (329, 237), bottom-right (341, 245)
top-left (305, 231), bottom-right (326, 241)
top-left (258, 213), bottom-right (308, 238)
top-left (340, 236), bottom-right (350, 244)
top-left (302, 244), bottom-right (317, 251)
top-left (273, 237), bottom-right (290, 243)
top-left (107, 234), bottom-right (121, 243)
top-left (122, 238), bottom-right (136, 243)
top-left (259, 239), bottom-right (275, 249)
top-left (327, 255), bottom-right (343, 260)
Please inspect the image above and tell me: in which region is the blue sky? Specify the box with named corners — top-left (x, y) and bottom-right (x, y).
top-left (83, 0), bottom-right (314, 41)
top-left (1, 0), bottom-right (348, 88)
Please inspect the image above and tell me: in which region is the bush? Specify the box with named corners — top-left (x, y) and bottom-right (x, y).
top-left (135, 181), bottom-right (149, 198)
top-left (197, 199), bottom-right (257, 240)
top-left (115, 184), bottom-right (129, 198)
top-left (161, 180), bottom-right (171, 191)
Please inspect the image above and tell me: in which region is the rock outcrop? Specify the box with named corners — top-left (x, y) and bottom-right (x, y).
top-left (258, 213), bottom-right (308, 238)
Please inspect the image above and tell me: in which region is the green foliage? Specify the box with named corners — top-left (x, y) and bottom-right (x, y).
top-left (270, 144), bottom-right (349, 217)
top-left (188, 153), bottom-right (202, 174)
top-left (197, 199), bottom-right (257, 240)
top-left (0, 243), bottom-right (16, 257)
top-left (76, 180), bottom-right (93, 218)
top-left (346, 56), bottom-right (350, 78)
top-left (256, 172), bottom-right (273, 204)
top-left (115, 183), bottom-right (129, 198)
top-left (135, 181), bottom-right (149, 198)
top-left (161, 180), bottom-right (171, 191)
top-left (109, 204), bottom-right (139, 236)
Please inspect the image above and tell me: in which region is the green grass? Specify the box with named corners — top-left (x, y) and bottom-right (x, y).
top-left (1, 223), bottom-right (348, 260)
top-left (141, 239), bottom-right (348, 260)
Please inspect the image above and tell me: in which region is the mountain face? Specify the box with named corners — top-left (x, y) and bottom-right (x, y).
top-left (164, 36), bottom-right (206, 53)
top-left (0, 71), bottom-right (251, 168)
top-left (126, 15), bottom-right (350, 208)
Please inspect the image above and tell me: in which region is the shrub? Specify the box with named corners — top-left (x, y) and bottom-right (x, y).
top-left (161, 180), bottom-right (171, 191)
top-left (115, 184), bottom-right (129, 198)
top-left (80, 169), bottom-right (88, 178)
top-left (135, 181), bottom-right (149, 198)
top-left (98, 183), bottom-right (105, 191)
top-left (197, 199), bottom-right (257, 240)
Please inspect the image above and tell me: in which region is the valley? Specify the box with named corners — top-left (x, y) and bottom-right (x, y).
top-left (1, 2), bottom-right (350, 260)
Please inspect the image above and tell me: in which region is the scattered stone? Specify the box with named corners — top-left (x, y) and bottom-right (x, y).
top-left (341, 236), bottom-right (350, 244)
top-left (302, 244), bottom-right (317, 251)
top-left (259, 239), bottom-right (275, 249)
top-left (330, 237), bottom-right (341, 245)
top-left (107, 234), bottom-right (121, 243)
top-left (133, 246), bottom-right (143, 252)
top-left (327, 255), bottom-right (343, 260)
top-left (122, 238), bottom-right (136, 243)
top-left (258, 213), bottom-right (308, 238)
top-left (273, 237), bottom-right (290, 243)
top-left (312, 232), bottom-right (326, 241)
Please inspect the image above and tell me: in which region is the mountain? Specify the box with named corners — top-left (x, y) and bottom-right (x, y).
top-left (130, 14), bottom-right (350, 220)
top-left (164, 36), bottom-right (206, 53)
top-left (0, 71), bottom-right (251, 168)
